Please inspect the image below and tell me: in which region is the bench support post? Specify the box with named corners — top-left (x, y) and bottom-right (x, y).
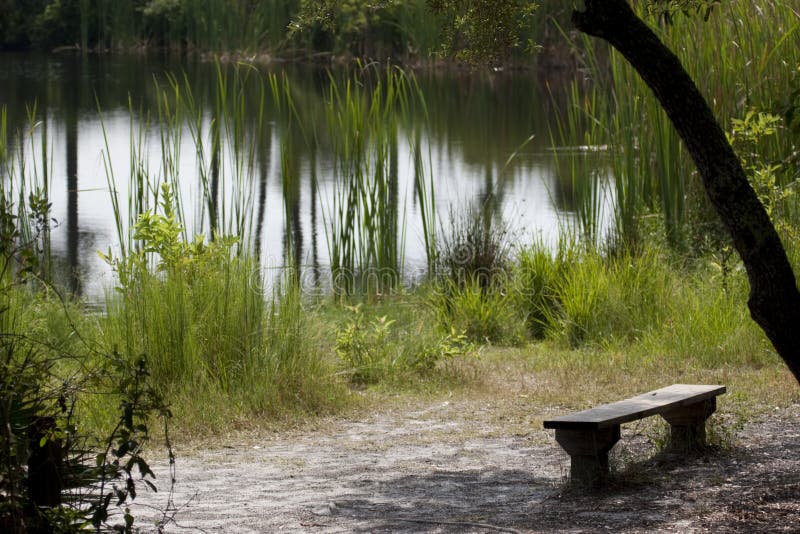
top-left (661, 398), bottom-right (716, 451)
top-left (554, 426), bottom-right (620, 487)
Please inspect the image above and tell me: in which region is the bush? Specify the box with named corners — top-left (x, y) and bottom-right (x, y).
top-left (0, 283), bottom-right (172, 532)
top-left (513, 243), bottom-right (678, 348)
top-left (334, 302), bottom-right (470, 385)
top-left (430, 277), bottom-right (526, 346)
top-left (436, 204), bottom-right (512, 287)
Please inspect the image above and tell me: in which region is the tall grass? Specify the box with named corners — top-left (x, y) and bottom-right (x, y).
top-left (547, 80), bottom-right (609, 246)
top-left (96, 66), bottom-right (350, 418)
top-left (511, 238), bottom-right (773, 369)
top-left (322, 67), bottom-right (425, 296)
top-left (550, 0), bottom-right (800, 251)
top-left (0, 105), bottom-right (52, 281)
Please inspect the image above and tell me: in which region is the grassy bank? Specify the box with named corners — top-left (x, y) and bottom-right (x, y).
top-left (1, 234), bottom-right (796, 440)
top-left (0, 0), bottom-right (798, 435)
top-left (2, 5), bottom-right (799, 529)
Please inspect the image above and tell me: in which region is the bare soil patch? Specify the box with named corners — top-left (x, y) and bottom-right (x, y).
top-left (132, 398), bottom-right (800, 533)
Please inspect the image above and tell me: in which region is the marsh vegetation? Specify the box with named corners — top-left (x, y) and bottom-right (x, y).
top-left (1, 0), bottom-right (800, 530)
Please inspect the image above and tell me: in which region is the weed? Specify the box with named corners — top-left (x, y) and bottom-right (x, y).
top-left (430, 277), bottom-right (526, 346)
top-left (436, 204), bottom-right (512, 289)
top-left (335, 304), bottom-right (395, 384)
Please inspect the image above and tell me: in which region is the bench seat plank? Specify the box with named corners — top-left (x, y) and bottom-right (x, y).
top-left (543, 384), bottom-right (725, 431)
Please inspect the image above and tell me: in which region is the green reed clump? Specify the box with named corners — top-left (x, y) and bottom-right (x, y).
top-left (323, 67), bottom-right (416, 296)
top-left (512, 237), bottom-right (576, 339)
top-left (552, 0), bottom-right (800, 252)
top-left (428, 205), bottom-right (525, 345)
top-left (436, 204), bottom-right (512, 288)
top-left (512, 239), bottom-right (675, 347)
top-left (101, 184), bottom-right (258, 388)
top-left (97, 67), bottom-right (351, 418)
top-left (509, 236), bottom-right (774, 368)
top-left (547, 248), bottom-right (674, 348)
top-left (430, 276), bottom-right (526, 346)
top-left (100, 184), bottom-right (340, 415)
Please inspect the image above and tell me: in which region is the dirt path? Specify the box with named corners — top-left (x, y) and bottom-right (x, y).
top-left (132, 400), bottom-right (800, 533)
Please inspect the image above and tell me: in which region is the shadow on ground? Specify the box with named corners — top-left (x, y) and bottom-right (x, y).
top-left (332, 416), bottom-right (800, 533)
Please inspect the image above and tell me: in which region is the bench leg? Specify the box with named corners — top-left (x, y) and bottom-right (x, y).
top-left (555, 426), bottom-right (620, 487)
top-left (661, 398), bottom-right (716, 451)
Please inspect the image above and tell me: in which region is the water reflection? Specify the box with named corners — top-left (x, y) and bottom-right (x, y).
top-left (64, 56), bottom-right (81, 294)
top-left (0, 53), bottom-right (603, 303)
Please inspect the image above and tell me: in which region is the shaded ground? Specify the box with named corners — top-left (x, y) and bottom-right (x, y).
top-left (133, 400), bottom-right (800, 533)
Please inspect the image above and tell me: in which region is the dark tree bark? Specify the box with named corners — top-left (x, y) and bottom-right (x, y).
top-left (572, 0), bottom-right (800, 383)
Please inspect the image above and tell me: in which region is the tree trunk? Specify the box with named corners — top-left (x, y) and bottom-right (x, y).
top-left (572, 0), bottom-right (800, 384)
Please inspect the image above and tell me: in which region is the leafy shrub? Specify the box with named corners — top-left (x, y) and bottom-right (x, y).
top-left (335, 303), bottom-right (470, 384)
top-left (0, 198), bottom-right (172, 532)
top-left (101, 184), bottom-right (264, 392)
top-left (335, 304), bottom-right (394, 384)
top-left (0, 335), bottom-right (172, 533)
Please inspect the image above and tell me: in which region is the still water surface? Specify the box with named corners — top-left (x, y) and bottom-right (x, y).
top-left (0, 53), bottom-right (607, 303)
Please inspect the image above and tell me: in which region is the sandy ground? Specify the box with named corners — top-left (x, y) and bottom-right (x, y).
top-left (130, 399), bottom-right (800, 533)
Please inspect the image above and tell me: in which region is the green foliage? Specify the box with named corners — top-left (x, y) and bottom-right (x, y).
top-left (0, 327), bottom-right (171, 532)
top-left (427, 0), bottom-right (538, 63)
top-left (140, 0), bottom-right (185, 46)
top-left (427, 205), bottom-right (524, 345)
top-left (431, 276), bottom-right (526, 346)
top-left (646, 0), bottom-right (721, 24)
top-left (545, 0), bottom-right (800, 254)
top-left (513, 240), bottom-right (573, 339)
top-left (2, 0), bottom-right (438, 56)
top-left (0, 107), bottom-right (53, 283)
top-left (512, 242), bottom-right (680, 349)
top-left (84, 354), bottom-right (172, 532)
top-left (0, 0), bottom-right (52, 49)
top-left (335, 304), bottom-right (395, 384)
top-left (335, 302), bottom-right (469, 384)
top-left (0, 181), bottom-right (172, 532)
top-left (291, 0), bottom-right (400, 56)
top-left (100, 182), bottom-right (241, 293)
top-left (785, 65), bottom-right (800, 137)
top-left (729, 110), bottom-right (791, 219)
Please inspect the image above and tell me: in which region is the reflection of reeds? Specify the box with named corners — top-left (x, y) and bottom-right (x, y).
top-left (322, 67), bottom-right (432, 296)
top-left (94, 66), bottom-right (340, 411)
top-left (548, 75), bottom-right (609, 246)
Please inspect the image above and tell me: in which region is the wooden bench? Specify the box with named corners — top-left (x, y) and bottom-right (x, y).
top-left (543, 384), bottom-right (726, 486)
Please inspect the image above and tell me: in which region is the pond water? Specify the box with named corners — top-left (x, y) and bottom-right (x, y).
top-left (0, 53), bottom-right (609, 303)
